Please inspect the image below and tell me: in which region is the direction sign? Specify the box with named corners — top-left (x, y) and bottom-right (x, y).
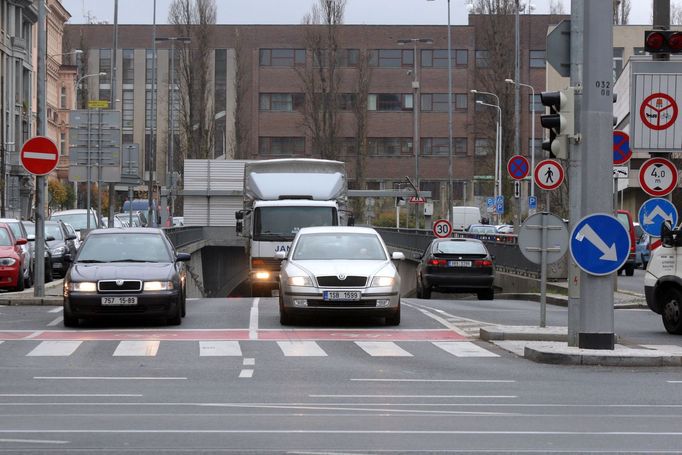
top-left (613, 166), bottom-right (629, 179)
top-left (638, 198), bottom-right (679, 237)
top-left (20, 136), bottom-right (59, 176)
top-left (534, 159), bottom-right (565, 191)
top-left (507, 155), bottom-right (530, 180)
top-left (640, 92), bottom-right (678, 131)
top-left (639, 157), bottom-right (679, 197)
top-left (613, 131), bottom-right (632, 165)
top-left (433, 219), bottom-right (452, 239)
top-left (569, 213), bottom-right (631, 276)
top-left (518, 213), bottom-right (569, 265)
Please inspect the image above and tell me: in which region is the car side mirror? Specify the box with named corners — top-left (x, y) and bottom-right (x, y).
top-left (176, 252), bottom-right (191, 262)
top-left (235, 210), bottom-right (244, 220)
top-left (275, 251), bottom-right (287, 260)
top-left (236, 220), bottom-right (243, 234)
top-left (15, 238), bottom-right (27, 246)
top-left (46, 235), bottom-right (55, 242)
top-left (66, 234), bottom-right (77, 241)
top-left (662, 221), bottom-right (674, 248)
top-left (26, 234), bottom-right (35, 242)
top-left (392, 252), bottom-right (405, 261)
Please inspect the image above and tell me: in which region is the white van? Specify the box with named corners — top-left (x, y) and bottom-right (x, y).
top-left (451, 206), bottom-right (482, 231)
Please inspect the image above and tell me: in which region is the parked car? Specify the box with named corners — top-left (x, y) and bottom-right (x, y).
top-left (415, 237), bottom-right (495, 300)
top-left (495, 224), bottom-right (514, 234)
top-left (0, 218), bottom-right (32, 288)
top-left (63, 228), bottom-right (190, 327)
top-left (116, 212), bottom-right (143, 227)
top-left (466, 224), bottom-right (497, 235)
top-left (0, 223), bottom-right (28, 291)
top-left (44, 220), bottom-right (78, 278)
top-left (615, 209), bottom-right (636, 276)
top-left (277, 226), bottom-right (404, 326)
top-left (21, 221), bottom-right (53, 283)
top-left (49, 208), bottom-right (100, 239)
top-left (63, 222), bottom-right (82, 250)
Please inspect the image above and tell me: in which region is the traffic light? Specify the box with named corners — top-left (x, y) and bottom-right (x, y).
top-left (644, 30), bottom-right (682, 54)
top-left (540, 87), bottom-right (575, 160)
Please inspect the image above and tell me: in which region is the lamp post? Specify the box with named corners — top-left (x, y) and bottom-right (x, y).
top-left (426, 0), bottom-right (453, 222)
top-left (505, 78), bottom-right (537, 208)
top-left (397, 37), bottom-right (432, 229)
top-left (476, 99), bottom-right (502, 223)
top-left (74, 72), bottom-right (106, 110)
top-left (155, 36), bottom-right (190, 224)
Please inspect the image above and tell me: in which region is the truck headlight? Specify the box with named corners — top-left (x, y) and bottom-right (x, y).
top-left (287, 276), bottom-right (313, 287)
top-left (0, 258), bottom-right (16, 266)
top-left (143, 281), bottom-right (174, 291)
top-left (254, 271), bottom-right (271, 280)
top-left (69, 282), bottom-right (97, 292)
top-left (371, 276), bottom-right (395, 287)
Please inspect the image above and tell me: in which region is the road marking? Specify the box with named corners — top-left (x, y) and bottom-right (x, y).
top-left (46, 316), bottom-right (63, 327)
top-left (243, 358), bottom-right (255, 366)
top-left (112, 341), bottom-right (160, 356)
top-left (239, 369), bottom-right (254, 378)
top-left (249, 297), bottom-right (259, 340)
top-left (355, 341), bottom-right (412, 357)
top-left (350, 378), bottom-right (515, 383)
top-left (33, 376), bottom-right (186, 380)
top-left (6, 429), bottom-right (682, 435)
top-left (308, 394), bottom-right (518, 398)
top-left (26, 341), bottom-right (82, 357)
top-left (0, 394), bottom-right (142, 397)
top-left (0, 438), bottom-right (68, 444)
top-left (402, 302), bottom-right (470, 337)
top-left (199, 341), bottom-right (242, 357)
top-left (23, 331), bottom-right (42, 340)
top-left (47, 307), bottom-right (63, 313)
top-left (433, 341), bottom-right (500, 357)
top-left (277, 340), bottom-right (327, 357)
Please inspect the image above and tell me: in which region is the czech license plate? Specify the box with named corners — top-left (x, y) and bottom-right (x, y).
top-left (101, 296), bottom-right (138, 306)
top-left (448, 260), bottom-right (472, 267)
top-left (323, 290), bottom-right (361, 301)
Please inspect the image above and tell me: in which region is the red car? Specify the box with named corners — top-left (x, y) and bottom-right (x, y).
top-left (0, 223), bottom-right (27, 291)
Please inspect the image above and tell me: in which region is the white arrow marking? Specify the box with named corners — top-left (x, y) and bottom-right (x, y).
top-left (644, 205), bottom-right (673, 225)
top-left (575, 224), bottom-right (618, 261)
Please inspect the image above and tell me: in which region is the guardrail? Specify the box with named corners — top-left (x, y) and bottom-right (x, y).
top-left (164, 226), bottom-right (204, 248)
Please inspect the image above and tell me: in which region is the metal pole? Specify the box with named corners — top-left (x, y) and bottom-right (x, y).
top-left (446, 0), bottom-right (453, 222)
top-left (529, 85), bottom-right (535, 200)
top-left (540, 212), bottom-right (548, 327)
top-left (97, 109), bottom-right (102, 225)
top-left (413, 41), bottom-right (419, 229)
top-left (109, 0), bottom-right (119, 228)
top-left (514, 0), bottom-right (521, 230)
top-left (497, 106), bottom-right (503, 223)
top-left (34, 0), bottom-right (47, 297)
top-left (169, 38), bottom-right (176, 223)
top-left (87, 111), bottom-right (92, 229)
top-left (148, 0), bottom-right (157, 227)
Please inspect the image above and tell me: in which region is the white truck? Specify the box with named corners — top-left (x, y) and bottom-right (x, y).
top-left (235, 158), bottom-right (350, 296)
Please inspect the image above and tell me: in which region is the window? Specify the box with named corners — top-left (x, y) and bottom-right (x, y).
top-left (474, 180), bottom-right (494, 197)
top-left (338, 93), bottom-right (356, 111)
top-left (259, 137), bottom-right (305, 156)
top-left (454, 137), bottom-right (467, 155)
top-left (367, 138), bottom-right (412, 156)
top-left (455, 94), bottom-right (468, 110)
top-left (60, 86), bottom-right (66, 109)
top-left (369, 49), bottom-right (413, 68)
top-left (421, 94), bottom-right (451, 112)
top-left (99, 49), bottom-right (111, 84)
top-left (452, 180), bottom-right (465, 200)
top-left (145, 49), bottom-right (156, 84)
top-left (145, 89), bottom-right (156, 129)
top-left (122, 49), bottom-right (134, 84)
top-left (122, 90), bottom-right (134, 128)
top-left (529, 50), bottom-right (545, 68)
top-left (475, 50), bottom-right (489, 68)
top-left (368, 94), bottom-right (413, 111)
top-left (420, 181), bottom-right (441, 200)
top-left (259, 93), bottom-right (304, 112)
top-left (420, 49), bottom-right (468, 67)
top-left (60, 132), bottom-right (66, 156)
top-left (340, 138), bottom-right (357, 156)
top-left (314, 48), bottom-right (359, 67)
top-left (529, 93), bottom-right (543, 113)
top-left (613, 47), bottom-right (624, 80)
top-left (475, 138), bottom-right (492, 156)
top-left (422, 138), bottom-right (450, 156)
top-left (259, 48), bottom-right (306, 66)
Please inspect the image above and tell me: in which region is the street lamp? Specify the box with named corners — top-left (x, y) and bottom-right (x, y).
top-left (505, 78), bottom-right (537, 206)
top-left (74, 72), bottom-right (106, 109)
top-left (476, 99), bottom-right (502, 223)
top-left (397, 37), bottom-right (432, 229)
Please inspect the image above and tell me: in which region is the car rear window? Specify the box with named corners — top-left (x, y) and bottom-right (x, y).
top-left (435, 240), bottom-right (487, 255)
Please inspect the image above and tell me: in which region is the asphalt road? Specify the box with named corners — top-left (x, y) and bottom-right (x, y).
top-left (617, 266), bottom-right (646, 294)
top-left (1, 296), bottom-right (682, 454)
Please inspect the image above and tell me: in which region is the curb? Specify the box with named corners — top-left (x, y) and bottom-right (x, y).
top-left (497, 292), bottom-right (647, 309)
top-left (524, 345), bottom-right (682, 367)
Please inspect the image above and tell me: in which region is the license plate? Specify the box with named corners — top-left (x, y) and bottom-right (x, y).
top-left (323, 290), bottom-right (361, 301)
top-left (101, 296), bottom-right (138, 306)
top-left (448, 260), bottom-right (472, 267)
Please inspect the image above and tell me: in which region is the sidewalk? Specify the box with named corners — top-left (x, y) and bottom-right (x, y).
top-left (0, 279), bottom-right (63, 305)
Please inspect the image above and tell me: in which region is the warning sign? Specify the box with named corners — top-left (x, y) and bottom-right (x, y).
top-left (640, 93), bottom-right (678, 131)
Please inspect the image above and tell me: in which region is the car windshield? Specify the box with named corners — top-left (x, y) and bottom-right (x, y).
top-left (77, 233), bottom-right (173, 263)
top-left (292, 233), bottom-right (387, 261)
top-left (469, 225), bottom-right (496, 234)
top-left (45, 224), bottom-right (63, 240)
top-left (51, 212), bottom-right (98, 230)
top-left (255, 206), bottom-right (336, 238)
top-left (0, 228), bottom-right (12, 246)
top-left (435, 241), bottom-right (487, 255)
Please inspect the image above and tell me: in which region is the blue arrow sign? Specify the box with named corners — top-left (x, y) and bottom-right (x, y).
top-left (638, 198), bottom-right (678, 237)
top-left (570, 213), bottom-right (630, 276)
top-left (528, 196), bottom-right (537, 210)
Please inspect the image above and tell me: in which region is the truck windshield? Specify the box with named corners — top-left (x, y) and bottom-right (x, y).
top-left (254, 206), bottom-right (337, 240)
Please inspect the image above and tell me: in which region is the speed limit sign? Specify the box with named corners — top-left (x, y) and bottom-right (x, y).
top-left (433, 219), bottom-right (452, 238)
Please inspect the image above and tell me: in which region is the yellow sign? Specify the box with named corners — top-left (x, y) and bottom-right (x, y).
top-left (88, 100), bottom-right (110, 109)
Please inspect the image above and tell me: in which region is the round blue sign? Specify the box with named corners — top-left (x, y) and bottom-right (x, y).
top-left (638, 198), bottom-right (678, 237)
top-left (569, 213), bottom-right (631, 276)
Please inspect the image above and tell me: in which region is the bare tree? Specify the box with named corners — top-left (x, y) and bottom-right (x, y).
top-left (168, 0), bottom-right (216, 165)
top-left (548, 0), bottom-right (565, 15)
top-left (673, 1), bottom-right (682, 25)
top-left (613, 0), bottom-right (631, 25)
top-left (232, 29), bottom-right (251, 160)
top-left (298, 0), bottom-right (346, 160)
top-left (352, 49), bottom-right (370, 190)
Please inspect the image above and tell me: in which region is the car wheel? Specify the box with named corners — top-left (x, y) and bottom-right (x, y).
top-left (279, 294), bottom-right (293, 325)
top-left (45, 265), bottom-right (53, 283)
top-left (385, 306), bottom-right (401, 326)
top-left (15, 270), bottom-right (24, 292)
top-left (662, 288), bottom-right (682, 334)
top-left (415, 277), bottom-right (423, 298)
top-left (477, 288), bottom-right (494, 300)
top-left (422, 284), bottom-right (431, 299)
top-left (625, 265), bottom-right (635, 277)
top-left (63, 304), bottom-right (78, 328)
top-left (181, 288), bottom-right (187, 318)
top-left (167, 297), bottom-right (182, 326)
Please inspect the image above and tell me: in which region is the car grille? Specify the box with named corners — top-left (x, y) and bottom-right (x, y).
top-left (316, 276), bottom-right (367, 287)
top-left (306, 300), bottom-right (377, 308)
top-left (98, 280), bottom-right (143, 292)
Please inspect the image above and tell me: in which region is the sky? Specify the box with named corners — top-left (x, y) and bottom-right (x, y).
top-left (60, 0), bottom-right (654, 26)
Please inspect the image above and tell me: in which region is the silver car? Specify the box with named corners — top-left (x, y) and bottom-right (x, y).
top-left (277, 226), bottom-right (404, 326)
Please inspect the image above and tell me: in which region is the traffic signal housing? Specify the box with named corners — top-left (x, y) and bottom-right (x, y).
top-left (645, 30), bottom-right (682, 55)
top-left (540, 87), bottom-right (575, 160)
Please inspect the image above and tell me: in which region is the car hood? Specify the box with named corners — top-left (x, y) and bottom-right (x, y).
top-left (0, 245), bottom-right (19, 259)
top-left (289, 260), bottom-right (395, 278)
top-left (69, 262), bottom-right (174, 282)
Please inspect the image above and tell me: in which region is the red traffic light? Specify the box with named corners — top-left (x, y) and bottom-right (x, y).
top-left (670, 32), bottom-right (682, 51)
top-left (646, 31), bottom-right (665, 50)
top-left (645, 30), bottom-right (682, 53)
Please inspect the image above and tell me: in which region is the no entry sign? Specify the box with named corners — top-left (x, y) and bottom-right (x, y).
top-left (534, 159), bottom-right (565, 191)
top-left (21, 136), bottom-right (59, 176)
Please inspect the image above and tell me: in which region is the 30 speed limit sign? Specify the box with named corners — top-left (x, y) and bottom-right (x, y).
top-left (433, 219), bottom-right (452, 238)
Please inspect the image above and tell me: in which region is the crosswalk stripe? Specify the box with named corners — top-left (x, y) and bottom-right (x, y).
top-left (433, 341), bottom-right (499, 357)
top-left (26, 341), bottom-right (82, 357)
top-left (199, 341), bottom-right (242, 357)
top-left (355, 341), bottom-right (412, 357)
top-left (113, 341), bottom-right (160, 357)
top-left (277, 341), bottom-right (327, 357)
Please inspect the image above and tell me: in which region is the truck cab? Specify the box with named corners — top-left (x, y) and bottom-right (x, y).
top-left (644, 221), bottom-right (682, 333)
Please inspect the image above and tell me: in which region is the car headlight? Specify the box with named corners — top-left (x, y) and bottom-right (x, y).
top-left (69, 282), bottom-right (97, 292)
top-left (143, 281), bottom-right (174, 291)
top-left (287, 276), bottom-right (313, 287)
top-left (51, 246), bottom-right (66, 257)
top-left (0, 258), bottom-right (16, 267)
top-left (371, 276), bottom-right (395, 287)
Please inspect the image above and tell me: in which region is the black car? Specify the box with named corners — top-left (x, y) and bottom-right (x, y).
top-left (43, 221), bottom-right (78, 278)
top-left (21, 221), bottom-right (53, 283)
top-left (415, 238), bottom-right (495, 300)
top-left (63, 228), bottom-right (190, 327)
